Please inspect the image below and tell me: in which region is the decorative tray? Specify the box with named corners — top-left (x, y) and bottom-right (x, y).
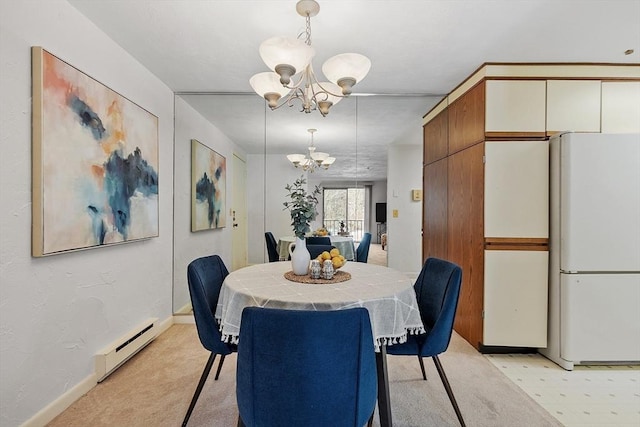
top-left (284, 270), bottom-right (351, 284)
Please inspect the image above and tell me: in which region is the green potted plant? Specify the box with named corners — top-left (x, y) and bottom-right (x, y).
top-left (283, 175), bottom-right (321, 275)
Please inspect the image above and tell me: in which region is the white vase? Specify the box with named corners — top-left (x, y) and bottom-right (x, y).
top-left (289, 237), bottom-right (311, 275)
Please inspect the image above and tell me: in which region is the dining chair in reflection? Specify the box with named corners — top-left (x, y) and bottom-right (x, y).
top-left (307, 244), bottom-right (336, 260)
top-left (236, 307), bottom-right (377, 427)
top-left (265, 232), bottom-right (279, 262)
top-left (183, 255), bottom-right (236, 426)
top-left (356, 232), bottom-right (372, 263)
top-left (306, 236), bottom-right (331, 245)
top-left (386, 257), bottom-right (466, 426)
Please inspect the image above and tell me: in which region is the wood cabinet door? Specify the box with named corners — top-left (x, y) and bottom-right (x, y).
top-left (485, 80), bottom-right (546, 137)
top-left (422, 159), bottom-right (448, 263)
top-left (448, 82), bottom-right (485, 154)
top-left (447, 142), bottom-right (485, 349)
top-left (602, 81), bottom-right (640, 133)
top-left (546, 80), bottom-right (601, 134)
top-left (424, 108), bottom-right (448, 165)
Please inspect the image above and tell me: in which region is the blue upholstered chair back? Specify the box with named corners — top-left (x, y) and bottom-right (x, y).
top-left (356, 232), bottom-right (372, 263)
top-left (264, 232), bottom-right (279, 262)
top-left (306, 236), bottom-right (331, 245)
top-left (187, 255), bottom-right (233, 355)
top-left (307, 244), bottom-right (336, 260)
top-left (236, 307), bottom-right (377, 427)
top-left (414, 257), bottom-right (463, 356)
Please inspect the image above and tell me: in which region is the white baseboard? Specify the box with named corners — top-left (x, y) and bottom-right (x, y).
top-left (172, 314), bottom-right (195, 324)
top-left (21, 373), bottom-right (97, 427)
top-left (174, 301), bottom-right (192, 315)
top-left (20, 314), bottom-right (175, 427)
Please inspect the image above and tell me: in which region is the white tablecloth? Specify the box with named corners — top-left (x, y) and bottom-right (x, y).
top-left (276, 235), bottom-right (356, 261)
top-left (215, 261), bottom-right (425, 350)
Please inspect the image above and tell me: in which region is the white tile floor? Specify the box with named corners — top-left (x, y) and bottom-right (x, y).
top-left (486, 353), bottom-right (640, 426)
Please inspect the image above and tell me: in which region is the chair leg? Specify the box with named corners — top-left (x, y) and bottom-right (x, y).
top-left (432, 355), bottom-right (466, 427)
top-left (214, 354), bottom-right (226, 380)
top-left (367, 412), bottom-right (374, 427)
top-left (182, 353), bottom-right (217, 427)
top-left (417, 355), bottom-right (427, 380)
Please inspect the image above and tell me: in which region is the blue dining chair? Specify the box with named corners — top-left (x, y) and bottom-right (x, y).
top-left (236, 307), bottom-right (377, 427)
top-left (307, 244), bottom-right (336, 260)
top-left (306, 236), bottom-right (331, 245)
top-left (356, 232), bottom-right (372, 263)
top-left (183, 255), bottom-right (236, 426)
top-left (264, 232), bottom-right (279, 262)
top-left (386, 257), bottom-right (466, 427)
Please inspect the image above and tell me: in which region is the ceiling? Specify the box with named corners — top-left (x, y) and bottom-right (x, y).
top-left (68, 0), bottom-right (640, 181)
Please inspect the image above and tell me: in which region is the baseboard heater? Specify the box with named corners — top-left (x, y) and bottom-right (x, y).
top-left (95, 317), bottom-right (158, 382)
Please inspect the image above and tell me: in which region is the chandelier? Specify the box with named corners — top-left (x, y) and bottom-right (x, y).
top-left (249, 0), bottom-right (371, 117)
top-left (287, 128), bottom-right (335, 172)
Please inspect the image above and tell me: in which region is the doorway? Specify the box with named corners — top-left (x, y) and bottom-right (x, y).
top-left (232, 154), bottom-right (247, 270)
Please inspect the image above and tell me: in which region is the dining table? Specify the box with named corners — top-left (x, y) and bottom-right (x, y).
top-left (215, 261), bottom-right (425, 427)
top-left (276, 235), bottom-right (357, 261)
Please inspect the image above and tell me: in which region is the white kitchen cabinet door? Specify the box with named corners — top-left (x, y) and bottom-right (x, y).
top-left (483, 250), bottom-right (549, 347)
top-left (485, 80), bottom-right (546, 132)
top-left (484, 141), bottom-right (549, 238)
top-left (602, 81), bottom-right (640, 133)
top-left (546, 80), bottom-right (601, 133)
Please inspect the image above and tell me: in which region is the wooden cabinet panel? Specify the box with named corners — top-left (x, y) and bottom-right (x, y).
top-left (448, 82), bottom-right (485, 154)
top-left (485, 80), bottom-right (546, 136)
top-left (448, 142), bottom-right (485, 349)
top-left (422, 159), bottom-right (448, 263)
top-left (424, 109), bottom-right (449, 165)
top-left (602, 81), bottom-right (640, 133)
top-left (546, 80), bottom-right (601, 134)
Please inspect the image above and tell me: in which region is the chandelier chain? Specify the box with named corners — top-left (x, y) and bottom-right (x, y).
top-left (305, 13), bottom-right (312, 46)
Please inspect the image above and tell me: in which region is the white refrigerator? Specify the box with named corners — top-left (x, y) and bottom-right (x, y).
top-left (541, 132), bottom-right (640, 370)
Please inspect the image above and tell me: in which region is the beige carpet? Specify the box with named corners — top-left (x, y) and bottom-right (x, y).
top-left (48, 323), bottom-right (561, 427)
top-left (366, 243), bottom-right (387, 266)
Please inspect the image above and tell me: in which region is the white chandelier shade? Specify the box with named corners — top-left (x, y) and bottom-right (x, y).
top-left (287, 128), bottom-right (335, 172)
top-left (258, 36), bottom-right (315, 85)
top-left (249, 0), bottom-right (370, 116)
top-left (322, 53), bottom-right (372, 95)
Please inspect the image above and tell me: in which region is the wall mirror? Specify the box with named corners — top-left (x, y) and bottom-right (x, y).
top-left (173, 93), bottom-right (438, 314)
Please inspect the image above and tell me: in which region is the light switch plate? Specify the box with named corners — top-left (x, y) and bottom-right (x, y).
top-left (412, 189), bottom-right (422, 201)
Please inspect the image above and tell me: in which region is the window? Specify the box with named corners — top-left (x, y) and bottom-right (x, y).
top-left (323, 188), bottom-right (365, 241)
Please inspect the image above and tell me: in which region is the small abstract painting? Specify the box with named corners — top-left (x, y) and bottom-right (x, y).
top-left (31, 47), bottom-right (159, 256)
top-left (191, 139), bottom-right (226, 231)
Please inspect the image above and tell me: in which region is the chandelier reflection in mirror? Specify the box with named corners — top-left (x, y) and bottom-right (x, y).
top-left (287, 128), bottom-right (335, 172)
top-left (249, 0), bottom-right (371, 117)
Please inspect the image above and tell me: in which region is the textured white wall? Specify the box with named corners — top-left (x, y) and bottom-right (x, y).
top-left (0, 1), bottom-right (174, 425)
top-left (386, 144), bottom-right (423, 275)
top-left (173, 97), bottom-right (244, 312)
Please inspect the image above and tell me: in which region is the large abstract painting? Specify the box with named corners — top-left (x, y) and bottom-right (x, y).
top-left (191, 139), bottom-right (226, 231)
top-left (31, 47), bottom-right (159, 257)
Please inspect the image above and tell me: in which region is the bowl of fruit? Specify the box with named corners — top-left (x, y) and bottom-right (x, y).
top-left (313, 227), bottom-right (329, 237)
top-left (316, 247), bottom-right (347, 270)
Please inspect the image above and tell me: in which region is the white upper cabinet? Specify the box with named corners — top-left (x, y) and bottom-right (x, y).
top-left (602, 81), bottom-right (640, 133)
top-left (484, 141), bottom-right (549, 238)
top-left (546, 80), bottom-right (601, 133)
top-left (485, 80), bottom-right (546, 133)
